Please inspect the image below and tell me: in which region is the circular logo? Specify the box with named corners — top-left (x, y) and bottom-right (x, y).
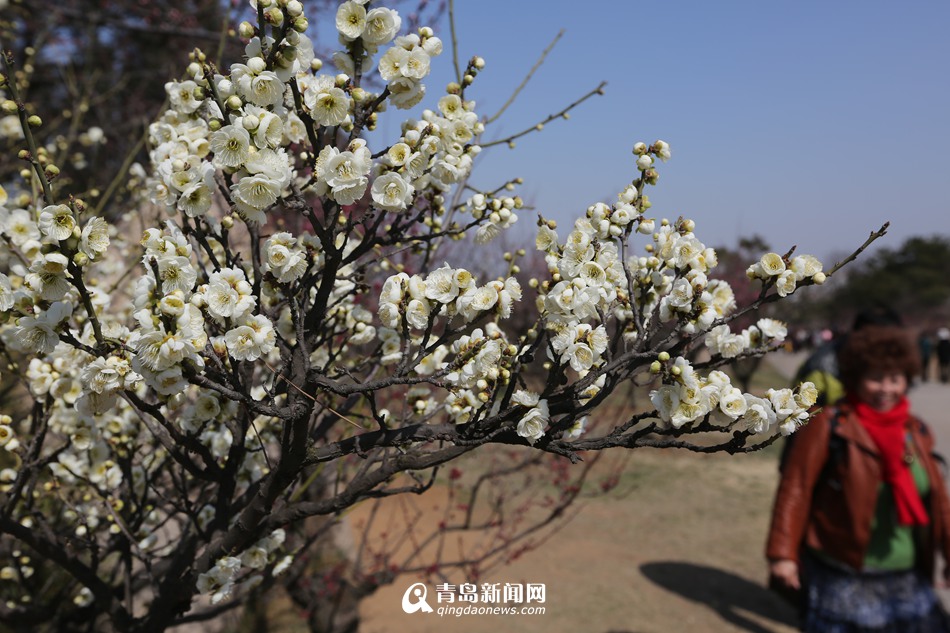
top-left (401, 582), bottom-right (434, 614)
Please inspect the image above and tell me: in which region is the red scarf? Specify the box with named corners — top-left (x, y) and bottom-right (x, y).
top-left (848, 396), bottom-right (929, 526)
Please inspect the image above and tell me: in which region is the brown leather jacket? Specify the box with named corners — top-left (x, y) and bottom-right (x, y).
top-left (766, 401), bottom-right (950, 579)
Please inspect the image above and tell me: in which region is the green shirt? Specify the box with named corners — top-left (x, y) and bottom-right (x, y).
top-left (863, 454), bottom-right (930, 571)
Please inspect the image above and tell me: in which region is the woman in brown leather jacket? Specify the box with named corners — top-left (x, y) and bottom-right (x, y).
top-left (767, 325), bottom-right (950, 632)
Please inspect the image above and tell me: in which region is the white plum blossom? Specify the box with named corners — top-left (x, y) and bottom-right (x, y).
top-left (80, 217), bottom-right (110, 260)
top-left (37, 204), bottom-right (75, 241)
top-left (517, 399), bottom-right (549, 445)
top-left (363, 7), bottom-right (402, 46)
top-left (336, 1), bottom-right (367, 40)
top-left (210, 125), bottom-right (251, 168)
top-left (303, 75), bottom-right (350, 127)
top-left (203, 268), bottom-right (256, 321)
top-left (371, 172), bottom-right (414, 211)
top-left (196, 557), bottom-right (242, 605)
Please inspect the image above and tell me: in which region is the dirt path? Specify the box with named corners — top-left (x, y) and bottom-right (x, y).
top-left (359, 442), bottom-right (799, 633)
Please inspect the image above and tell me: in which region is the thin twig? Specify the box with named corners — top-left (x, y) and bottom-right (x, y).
top-left (480, 81), bottom-right (606, 149)
top-left (448, 0), bottom-right (461, 84)
top-left (826, 222), bottom-right (889, 277)
top-left (486, 30), bottom-right (564, 125)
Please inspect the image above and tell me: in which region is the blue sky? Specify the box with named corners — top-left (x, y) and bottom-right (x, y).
top-left (387, 0), bottom-right (950, 262)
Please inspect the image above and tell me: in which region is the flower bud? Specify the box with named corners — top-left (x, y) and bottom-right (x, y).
top-left (27, 115), bottom-right (42, 128)
top-left (293, 16), bottom-right (309, 32)
top-left (286, 0), bottom-right (303, 16)
top-left (1, 100), bottom-right (16, 114)
top-left (310, 58), bottom-right (323, 72)
top-left (650, 361), bottom-right (662, 373)
top-left (265, 7), bottom-right (284, 25)
top-left (657, 351), bottom-right (670, 362)
top-left (812, 272), bottom-right (827, 285)
top-left (226, 95), bottom-right (243, 110)
top-left (238, 21), bottom-right (256, 38)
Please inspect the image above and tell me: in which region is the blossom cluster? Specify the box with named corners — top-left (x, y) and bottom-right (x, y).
top-left (196, 528), bottom-right (290, 604)
top-left (650, 357), bottom-right (818, 435)
top-left (747, 252), bottom-right (826, 296)
top-left (705, 317), bottom-right (788, 359)
top-left (378, 265), bottom-right (521, 331)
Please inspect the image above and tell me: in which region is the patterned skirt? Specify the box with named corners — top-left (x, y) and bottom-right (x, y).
top-left (802, 553), bottom-right (950, 633)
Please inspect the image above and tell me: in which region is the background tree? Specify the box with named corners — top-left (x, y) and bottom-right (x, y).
top-left (828, 235), bottom-right (950, 325)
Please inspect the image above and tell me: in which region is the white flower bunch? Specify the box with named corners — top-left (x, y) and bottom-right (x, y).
top-left (240, 528), bottom-right (287, 570)
top-left (25, 252), bottom-right (72, 302)
top-left (549, 322), bottom-right (609, 373)
top-left (704, 318), bottom-right (789, 359)
top-left (650, 356), bottom-right (817, 436)
top-left (0, 416), bottom-right (18, 452)
top-left (197, 556), bottom-right (243, 604)
top-left (443, 388), bottom-right (481, 424)
top-left (302, 74), bottom-right (351, 128)
top-left (314, 138), bottom-right (372, 206)
top-left (80, 356), bottom-right (142, 395)
top-left (231, 55), bottom-right (286, 108)
top-left (378, 266), bottom-right (521, 332)
top-left (1, 207), bottom-right (41, 246)
top-left (129, 298), bottom-right (207, 375)
top-left (336, 1), bottom-right (402, 48)
top-left (230, 148), bottom-right (294, 223)
top-left (165, 80), bottom-right (204, 114)
top-left (537, 218), bottom-right (627, 329)
top-left (198, 267), bottom-right (257, 321)
top-left (444, 324), bottom-right (513, 391)
top-left (220, 314), bottom-right (277, 362)
top-left (3, 301), bottom-right (73, 355)
top-left (262, 232), bottom-right (308, 283)
top-left (463, 192), bottom-right (519, 244)
top-left (747, 252), bottom-right (826, 297)
top-left (378, 29), bottom-right (442, 109)
top-left (586, 199), bottom-right (643, 239)
top-left (513, 390), bottom-right (549, 445)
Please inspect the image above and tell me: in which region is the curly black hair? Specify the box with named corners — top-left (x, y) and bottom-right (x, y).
top-left (837, 325), bottom-right (920, 392)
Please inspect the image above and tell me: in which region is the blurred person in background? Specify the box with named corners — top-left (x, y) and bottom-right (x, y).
top-left (937, 328), bottom-right (950, 384)
top-left (919, 331), bottom-right (934, 382)
top-left (793, 307), bottom-right (903, 408)
top-left (767, 324), bottom-right (950, 632)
